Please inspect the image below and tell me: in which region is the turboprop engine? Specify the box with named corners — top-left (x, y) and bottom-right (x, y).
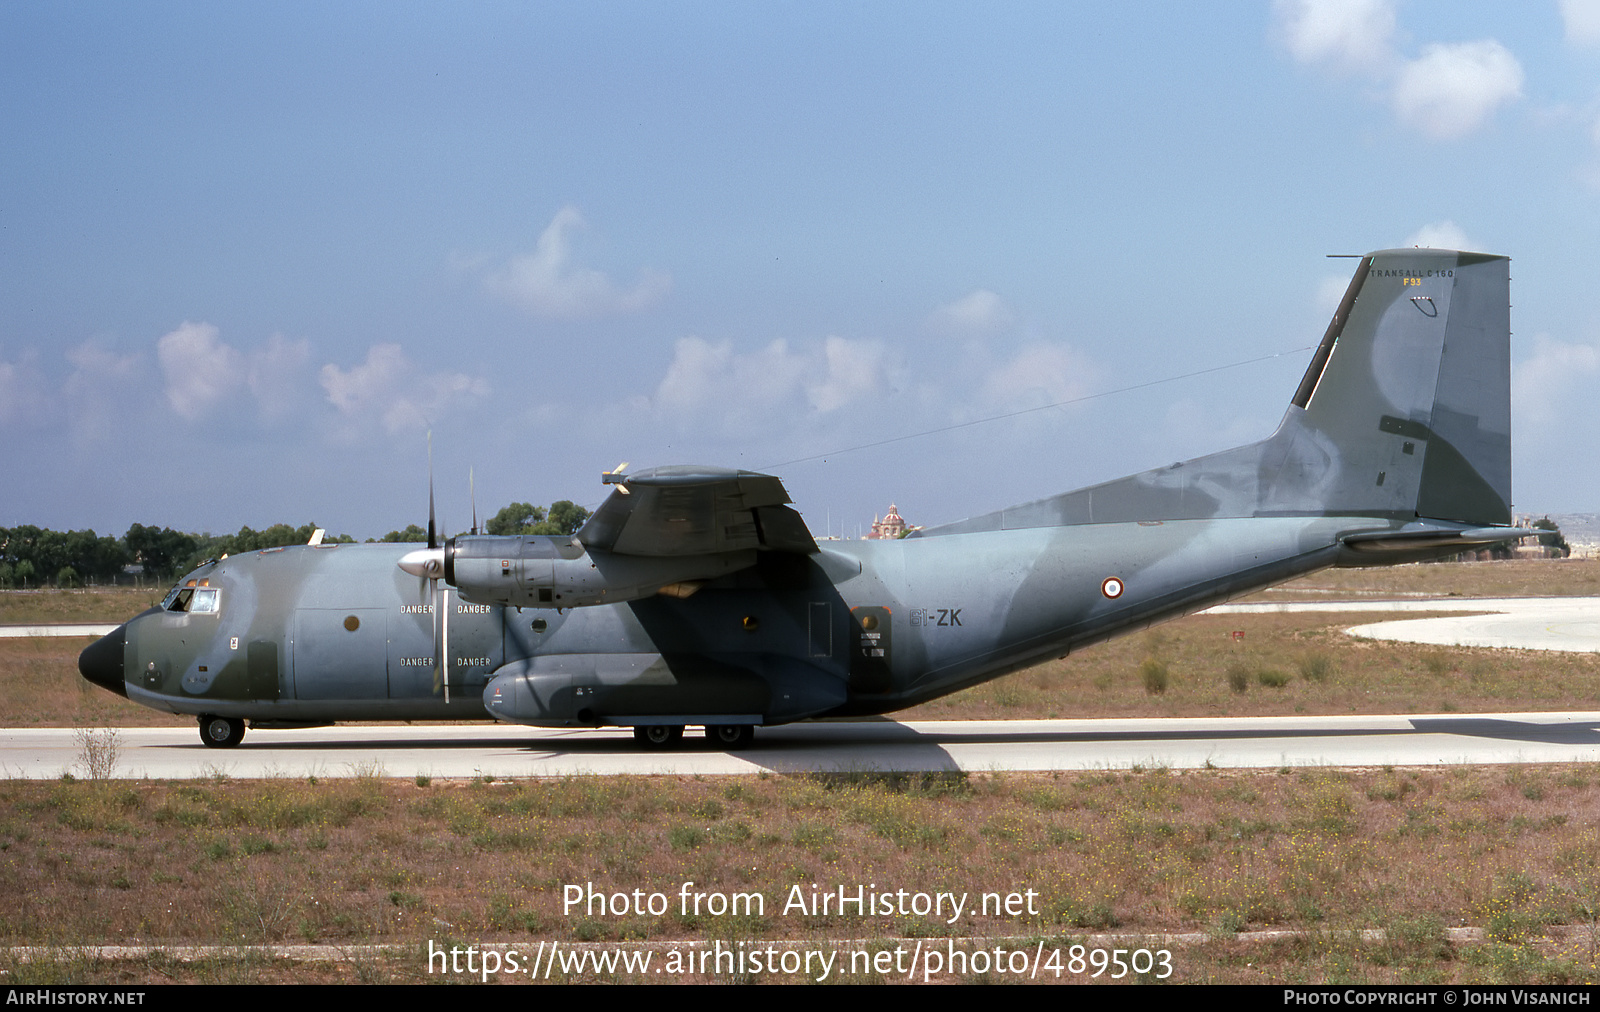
top-left (402, 535), bottom-right (755, 609)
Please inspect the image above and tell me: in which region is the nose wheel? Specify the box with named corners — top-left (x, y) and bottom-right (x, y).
top-left (200, 715), bottom-right (246, 748)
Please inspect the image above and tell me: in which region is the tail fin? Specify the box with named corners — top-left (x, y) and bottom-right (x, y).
top-left (919, 247), bottom-right (1513, 536)
top-left (1279, 248), bottom-right (1511, 525)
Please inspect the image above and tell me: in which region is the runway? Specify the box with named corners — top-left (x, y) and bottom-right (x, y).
top-left (0, 623), bottom-right (116, 638)
top-left (6, 711), bottom-right (1600, 780)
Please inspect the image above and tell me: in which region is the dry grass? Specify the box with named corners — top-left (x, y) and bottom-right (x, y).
top-left (1, 768), bottom-right (1597, 983)
top-left (0, 638), bottom-right (185, 728)
top-left (1246, 557), bottom-right (1600, 601)
top-left (0, 587), bottom-right (161, 626)
top-left (900, 612), bottom-right (1600, 721)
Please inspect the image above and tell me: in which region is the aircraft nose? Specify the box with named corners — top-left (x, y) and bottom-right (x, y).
top-left (78, 624), bottom-right (128, 698)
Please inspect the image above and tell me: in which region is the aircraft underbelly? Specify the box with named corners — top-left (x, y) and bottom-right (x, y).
top-left (483, 650), bottom-right (845, 726)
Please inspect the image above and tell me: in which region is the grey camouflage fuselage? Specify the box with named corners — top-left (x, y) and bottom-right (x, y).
top-left (79, 248), bottom-right (1527, 743)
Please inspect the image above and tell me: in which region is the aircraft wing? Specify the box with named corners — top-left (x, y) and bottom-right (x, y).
top-left (577, 465), bottom-right (818, 557)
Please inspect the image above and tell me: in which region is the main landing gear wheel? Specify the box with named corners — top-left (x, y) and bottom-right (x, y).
top-left (199, 715), bottom-right (245, 749)
top-left (704, 724), bottom-right (755, 750)
top-left (633, 724), bottom-right (684, 749)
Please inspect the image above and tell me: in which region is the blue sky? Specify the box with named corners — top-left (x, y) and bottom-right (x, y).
top-left (4, 2), bottom-right (1600, 539)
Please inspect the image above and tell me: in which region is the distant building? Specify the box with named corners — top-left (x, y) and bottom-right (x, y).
top-left (867, 504), bottom-right (912, 540)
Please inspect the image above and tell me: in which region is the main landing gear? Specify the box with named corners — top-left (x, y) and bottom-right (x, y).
top-left (631, 724), bottom-right (755, 751)
top-left (704, 724), bottom-right (755, 749)
top-left (199, 715), bottom-right (245, 749)
top-left (633, 724), bottom-right (684, 748)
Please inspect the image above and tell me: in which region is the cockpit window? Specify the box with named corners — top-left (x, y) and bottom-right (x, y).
top-left (162, 586), bottom-right (220, 613)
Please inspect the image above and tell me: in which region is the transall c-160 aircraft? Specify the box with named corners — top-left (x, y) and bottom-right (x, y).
top-left (80, 247), bottom-right (1530, 750)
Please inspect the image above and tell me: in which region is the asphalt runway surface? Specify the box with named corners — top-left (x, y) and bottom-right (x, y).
top-left (6, 711), bottom-right (1600, 779)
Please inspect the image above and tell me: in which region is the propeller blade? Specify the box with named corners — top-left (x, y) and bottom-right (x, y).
top-left (430, 577), bottom-right (442, 696)
top-left (427, 431), bottom-right (437, 550)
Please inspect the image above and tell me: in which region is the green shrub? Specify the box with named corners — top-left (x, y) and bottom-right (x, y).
top-left (1226, 664), bottom-right (1250, 694)
top-left (1257, 667), bottom-right (1291, 689)
top-left (1140, 657), bottom-right (1169, 694)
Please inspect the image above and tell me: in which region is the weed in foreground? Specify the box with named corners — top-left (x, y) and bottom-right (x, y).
top-left (72, 728), bottom-right (119, 780)
top-left (1140, 657), bottom-right (1170, 695)
top-left (1298, 653), bottom-right (1335, 683)
top-left (806, 769), bottom-right (971, 797)
top-left (1257, 667), bottom-right (1291, 689)
top-left (1226, 664), bottom-right (1250, 694)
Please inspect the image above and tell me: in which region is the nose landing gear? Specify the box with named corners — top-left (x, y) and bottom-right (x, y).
top-left (200, 715), bottom-right (245, 748)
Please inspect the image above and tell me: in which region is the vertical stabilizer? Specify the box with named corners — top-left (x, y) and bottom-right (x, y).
top-left (919, 247), bottom-right (1513, 536)
top-left (1284, 248), bottom-right (1511, 525)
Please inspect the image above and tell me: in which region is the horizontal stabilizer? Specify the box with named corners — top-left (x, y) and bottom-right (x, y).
top-left (1341, 525), bottom-right (1536, 553)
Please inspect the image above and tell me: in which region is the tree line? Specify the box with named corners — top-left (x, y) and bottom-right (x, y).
top-left (0, 500), bottom-right (590, 588)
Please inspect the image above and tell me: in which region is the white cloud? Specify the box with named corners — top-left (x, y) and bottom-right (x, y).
top-left (1277, 4), bottom-right (1523, 143)
top-left (156, 322), bottom-right (317, 423)
top-left (1391, 41), bottom-right (1523, 140)
top-left (1275, 0), bottom-right (1396, 74)
top-left (157, 321), bottom-right (246, 420)
top-left (813, 335), bottom-right (889, 412)
top-left (0, 351), bottom-right (54, 429)
top-left (652, 334), bottom-right (888, 436)
top-left (1316, 274), bottom-right (1352, 314)
top-left (320, 344), bottom-right (489, 435)
top-left (978, 343), bottom-right (1096, 412)
top-left (1560, 0), bottom-right (1600, 48)
top-left (246, 334), bottom-right (314, 421)
top-left (1513, 334), bottom-right (1600, 426)
top-left (1404, 220), bottom-right (1473, 250)
top-left (62, 340), bottom-right (147, 442)
top-left (486, 207), bottom-right (670, 318)
top-left (655, 337), bottom-right (801, 417)
top-left (928, 289), bottom-right (1015, 336)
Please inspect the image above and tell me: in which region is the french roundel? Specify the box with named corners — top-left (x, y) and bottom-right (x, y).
top-left (1101, 577), bottom-right (1124, 599)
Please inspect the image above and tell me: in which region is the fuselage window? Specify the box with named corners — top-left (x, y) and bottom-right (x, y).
top-left (166, 588), bottom-right (195, 613)
top-left (189, 588), bottom-right (221, 614)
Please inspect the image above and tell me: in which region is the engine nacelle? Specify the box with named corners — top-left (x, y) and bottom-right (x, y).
top-left (443, 534), bottom-right (754, 608)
